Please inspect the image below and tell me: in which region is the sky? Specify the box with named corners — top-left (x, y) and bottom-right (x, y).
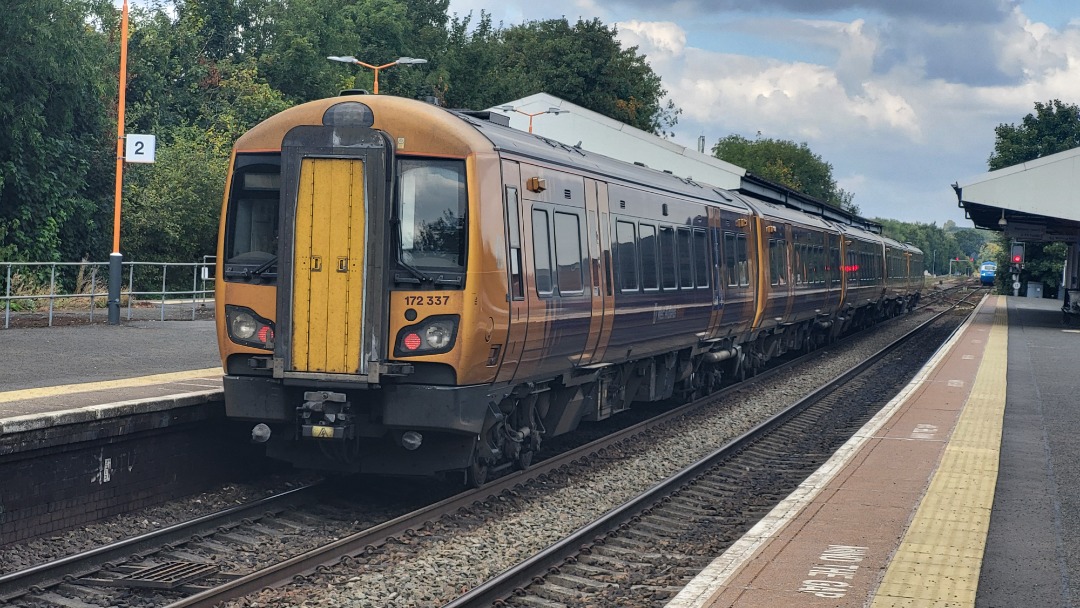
top-left (444, 0), bottom-right (1080, 227)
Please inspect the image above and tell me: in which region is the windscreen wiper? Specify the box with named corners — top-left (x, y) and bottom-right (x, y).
top-left (247, 256), bottom-right (278, 278)
top-left (395, 258), bottom-right (432, 284)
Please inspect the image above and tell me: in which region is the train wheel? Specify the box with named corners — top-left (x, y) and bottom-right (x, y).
top-left (514, 448), bottom-right (534, 471)
top-left (731, 352), bottom-right (746, 384)
top-left (466, 457), bottom-right (489, 488)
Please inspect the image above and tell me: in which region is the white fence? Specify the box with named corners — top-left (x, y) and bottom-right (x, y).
top-left (2, 258), bottom-right (215, 328)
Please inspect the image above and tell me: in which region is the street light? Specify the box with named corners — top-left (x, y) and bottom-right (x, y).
top-left (327, 56), bottom-right (428, 94)
top-left (497, 105), bottom-right (565, 133)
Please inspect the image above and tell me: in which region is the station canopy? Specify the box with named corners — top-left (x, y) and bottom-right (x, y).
top-left (955, 146), bottom-right (1080, 243)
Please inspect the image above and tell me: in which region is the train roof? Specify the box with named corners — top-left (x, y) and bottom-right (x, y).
top-left (452, 109), bottom-right (751, 213)
top-left (727, 192), bottom-right (837, 231)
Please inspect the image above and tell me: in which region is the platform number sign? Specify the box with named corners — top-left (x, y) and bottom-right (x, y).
top-left (125, 134), bottom-right (156, 164)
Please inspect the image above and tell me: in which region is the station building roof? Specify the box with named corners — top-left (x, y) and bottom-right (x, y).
top-left (955, 146), bottom-right (1080, 243)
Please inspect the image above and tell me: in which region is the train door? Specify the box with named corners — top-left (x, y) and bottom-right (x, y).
top-left (716, 210), bottom-right (755, 337)
top-left (495, 161), bottom-right (529, 384)
top-left (290, 157), bottom-right (366, 374)
top-left (512, 165), bottom-right (591, 381)
top-left (580, 179), bottom-right (613, 365)
top-left (705, 207), bottom-right (724, 338)
top-left (791, 226), bottom-right (828, 319)
top-left (759, 221), bottom-right (792, 327)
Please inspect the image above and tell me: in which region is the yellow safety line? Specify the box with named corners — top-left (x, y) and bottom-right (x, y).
top-left (871, 296), bottom-right (1007, 607)
top-left (0, 367), bottom-right (222, 404)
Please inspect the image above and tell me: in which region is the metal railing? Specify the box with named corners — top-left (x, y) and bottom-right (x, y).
top-left (2, 259), bottom-right (215, 329)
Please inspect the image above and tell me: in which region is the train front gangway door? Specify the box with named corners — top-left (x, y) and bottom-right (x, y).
top-left (291, 157), bottom-right (365, 374)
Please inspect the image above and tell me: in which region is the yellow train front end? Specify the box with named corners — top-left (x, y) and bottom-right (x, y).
top-left (215, 95), bottom-right (508, 479)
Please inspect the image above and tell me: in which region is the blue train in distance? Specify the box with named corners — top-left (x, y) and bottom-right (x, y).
top-left (979, 261), bottom-right (997, 286)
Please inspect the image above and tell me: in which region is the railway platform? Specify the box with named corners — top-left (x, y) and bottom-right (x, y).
top-left (0, 319), bottom-right (222, 435)
top-left (667, 294), bottom-right (1079, 608)
top-left (0, 320), bottom-right (226, 544)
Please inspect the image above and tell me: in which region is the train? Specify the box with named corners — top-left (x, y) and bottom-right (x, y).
top-left (215, 93), bottom-right (924, 485)
top-left (979, 261), bottom-right (997, 286)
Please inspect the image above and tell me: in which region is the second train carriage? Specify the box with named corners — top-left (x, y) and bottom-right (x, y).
top-left (216, 93), bottom-right (923, 483)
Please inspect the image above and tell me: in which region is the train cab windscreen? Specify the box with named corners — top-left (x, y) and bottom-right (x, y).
top-left (396, 158), bottom-right (467, 278)
top-left (223, 154), bottom-right (282, 280)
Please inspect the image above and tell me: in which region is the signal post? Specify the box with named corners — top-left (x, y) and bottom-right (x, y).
top-left (1010, 242), bottom-right (1025, 297)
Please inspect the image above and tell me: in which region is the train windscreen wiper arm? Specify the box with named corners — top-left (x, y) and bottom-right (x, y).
top-left (247, 256), bottom-right (278, 278)
top-left (395, 258), bottom-right (433, 284)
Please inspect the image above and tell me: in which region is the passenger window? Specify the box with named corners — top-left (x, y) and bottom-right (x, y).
top-left (554, 211), bottom-right (584, 294)
top-left (830, 246), bottom-right (841, 287)
top-left (505, 187), bottom-right (523, 300)
top-left (736, 233), bottom-right (750, 287)
top-left (693, 229), bottom-right (709, 288)
top-left (532, 209), bottom-right (553, 296)
top-left (677, 228), bottom-right (693, 288)
top-left (770, 239), bottom-right (788, 286)
top-left (724, 232), bottom-right (737, 287)
top-left (793, 243), bottom-right (804, 286)
top-left (616, 220), bottom-right (638, 291)
top-left (640, 224), bottom-right (659, 290)
top-left (659, 226), bottom-right (677, 289)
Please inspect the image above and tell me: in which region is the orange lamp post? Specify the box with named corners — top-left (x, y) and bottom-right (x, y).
top-left (327, 56), bottom-right (428, 94)
top-left (496, 105), bottom-right (566, 133)
top-left (108, 0), bottom-right (130, 325)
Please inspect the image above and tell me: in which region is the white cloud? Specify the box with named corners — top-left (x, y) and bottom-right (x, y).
top-left (616, 20), bottom-right (686, 57)
top-left (619, 21), bottom-right (921, 144)
top-left (450, 0), bottom-right (1080, 224)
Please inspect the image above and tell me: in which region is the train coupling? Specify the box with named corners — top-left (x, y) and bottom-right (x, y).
top-left (298, 391), bottom-right (355, 440)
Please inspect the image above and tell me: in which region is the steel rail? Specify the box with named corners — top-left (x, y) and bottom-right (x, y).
top-left (0, 484), bottom-right (320, 602)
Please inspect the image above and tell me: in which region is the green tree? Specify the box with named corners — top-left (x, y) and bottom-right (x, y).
top-left (503, 18), bottom-right (678, 135)
top-left (951, 228), bottom-right (988, 262)
top-left (439, 11), bottom-right (503, 109)
top-left (976, 240), bottom-right (1003, 266)
top-left (233, 0), bottom-right (435, 102)
top-left (989, 100), bottom-right (1080, 170)
top-left (123, 128), bottom-right (229, 263)
top-left (875, 219), bottom-right (961, 276)
top-left (441, 16), bottom-right (678, 135)
top-left (713, 135), bottom-right (857, 214)
top-left (0, 0), bottom-right (115, 262)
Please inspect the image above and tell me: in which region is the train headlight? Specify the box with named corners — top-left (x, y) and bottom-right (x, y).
top-left (395, 315), bottom-right (459, 357)
top-left (231, 311), bottom-right (258, 340)
top-left (226, 305), bottom-right (276, 350)
top-left (424, 321), bottom-right (453, 349)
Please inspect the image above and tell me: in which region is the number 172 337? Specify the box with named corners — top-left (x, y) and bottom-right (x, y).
top-left (403, 295), bottom-right (451, 306)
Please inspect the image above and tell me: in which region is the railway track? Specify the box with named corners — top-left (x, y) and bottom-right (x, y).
top-left (0, 286), bottom-right (981, 608)
top-left (446, 288), bottom-right (982, 607)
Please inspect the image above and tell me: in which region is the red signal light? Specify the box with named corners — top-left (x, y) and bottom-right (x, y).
top-left (1012, 255), bottom-right (1022, 263)
top-left (257, 325), bottom-right (274, 343)
top-left (403, 333), bottom-right (422, 351)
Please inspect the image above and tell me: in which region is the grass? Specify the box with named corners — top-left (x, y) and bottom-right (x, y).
top-left (2, 265), bottom-right (130, 312)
